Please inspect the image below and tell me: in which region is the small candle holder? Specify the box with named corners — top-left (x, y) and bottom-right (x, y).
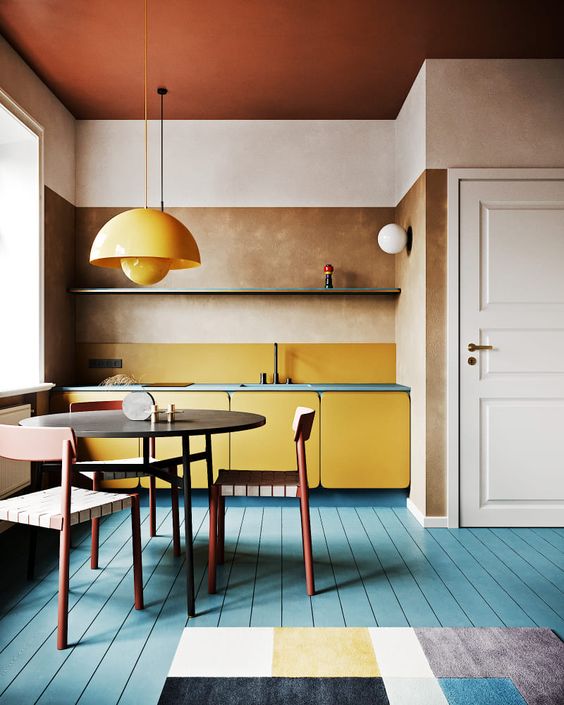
top-left (324, 263), bottom-right (334, 289)
top-left (150, 404), bottom-right (159, 424)
top-left (166, 403), bottom-right (176, 423)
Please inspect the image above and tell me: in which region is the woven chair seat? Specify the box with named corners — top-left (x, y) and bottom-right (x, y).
top-left (216, 469), bottom-right (300, 497)
top-left (76, 456), bottom-right (162, 480)
top-left (0, 486), bottom-right (132, 530)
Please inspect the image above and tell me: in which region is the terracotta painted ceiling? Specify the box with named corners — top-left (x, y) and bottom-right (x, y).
top-left (0, 0), bottom-right (562, 120)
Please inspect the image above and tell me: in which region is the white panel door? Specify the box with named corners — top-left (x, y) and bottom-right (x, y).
top-left (460, 178), bottom-right (564, 526)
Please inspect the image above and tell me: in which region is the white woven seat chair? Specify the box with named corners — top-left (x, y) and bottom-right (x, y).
top-left (0, 424), bottom-right (144, 649)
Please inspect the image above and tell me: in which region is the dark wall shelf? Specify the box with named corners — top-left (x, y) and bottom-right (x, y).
top-left (69, 287), bottom-right (401, 296)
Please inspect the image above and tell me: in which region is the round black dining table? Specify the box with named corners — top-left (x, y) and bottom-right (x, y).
top-left (22, 408), bottom-right (266, 616)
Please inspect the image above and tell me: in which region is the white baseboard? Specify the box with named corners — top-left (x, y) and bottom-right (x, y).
top-left (407, 498), bottom-right (448, 528)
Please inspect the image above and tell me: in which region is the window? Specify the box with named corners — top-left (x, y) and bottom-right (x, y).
top-left (0, 97), bottom-right (42, 389)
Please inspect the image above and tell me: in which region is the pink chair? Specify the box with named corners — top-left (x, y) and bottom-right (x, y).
top-left (69, 400), bottom-right (180, 568)
top-left (208, 407), bottom-right (316, 596)
top-left (0, 424), bottom-right (143, 649)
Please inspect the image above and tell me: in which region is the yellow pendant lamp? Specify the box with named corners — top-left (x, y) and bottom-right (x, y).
top-left (89, 0), bottom-right (200, 285)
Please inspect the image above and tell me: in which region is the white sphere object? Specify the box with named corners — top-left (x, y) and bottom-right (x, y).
top-left (377, 223), bottom-right (408, 254)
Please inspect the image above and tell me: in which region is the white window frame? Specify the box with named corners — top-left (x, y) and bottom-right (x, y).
top-left (0, 87), bottom-right (45, 387)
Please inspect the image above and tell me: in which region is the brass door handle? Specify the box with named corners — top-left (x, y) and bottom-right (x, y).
top-left (467, 343), bottom-right (493, 352)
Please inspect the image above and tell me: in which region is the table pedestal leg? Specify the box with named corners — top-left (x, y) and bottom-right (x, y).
top-left (182, 435), bottom-right (195, 617)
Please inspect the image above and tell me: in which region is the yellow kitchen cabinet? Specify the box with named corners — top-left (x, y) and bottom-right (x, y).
top-left (49, 391), bottom-right (140, 489)
top-left (230, 392), bottom-right (320, 487)
top-left (140, 392), bottom-right (230, 489)
top-left (321, 392), bottom-right (409, 488)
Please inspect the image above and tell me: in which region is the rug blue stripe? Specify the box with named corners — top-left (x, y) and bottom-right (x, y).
top-left (394, 509), bottom-right (504, 627)
top-left (439, 678), bottom-right (527, 705)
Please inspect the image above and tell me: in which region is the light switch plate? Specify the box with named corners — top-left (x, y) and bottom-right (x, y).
top-left (88, 358), bottom-right (123, 369)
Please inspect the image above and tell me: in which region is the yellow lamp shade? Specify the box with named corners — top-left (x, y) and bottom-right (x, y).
top-left (90, 208), bottom-right (201, 285)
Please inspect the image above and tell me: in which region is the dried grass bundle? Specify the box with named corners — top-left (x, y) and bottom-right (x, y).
top-left (99, 374), bottom-right (140, 387)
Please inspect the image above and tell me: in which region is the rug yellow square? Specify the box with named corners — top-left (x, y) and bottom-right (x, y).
top-left (272, 627), bottom-right (380, 678)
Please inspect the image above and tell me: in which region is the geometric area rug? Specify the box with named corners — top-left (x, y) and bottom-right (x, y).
top-left (158, 627), bottom-right (564, 705)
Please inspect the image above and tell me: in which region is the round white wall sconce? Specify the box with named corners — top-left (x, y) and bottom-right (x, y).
top-left (377, 223), bottom-right (408, 254)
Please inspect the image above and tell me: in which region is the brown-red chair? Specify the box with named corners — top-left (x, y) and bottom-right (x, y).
top-left (0, 424), bottom-right (143, 649)
top-left (208, 406), bottom-right (316, 596)
top-left (69, 400), bottom-right (180, 568)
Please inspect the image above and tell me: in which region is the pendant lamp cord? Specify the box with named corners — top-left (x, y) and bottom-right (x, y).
top-left (144, 0), bottom-right (148, 209)
top-left (160, 89), bottom-right (164, 211)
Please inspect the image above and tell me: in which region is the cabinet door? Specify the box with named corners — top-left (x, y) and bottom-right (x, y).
top-left (50, 391), bottom-right (140, 489)
top-left (230, 392), bottom-right (320, 487)
top-left (321, 392), bottom-right (409, 488)
top-left (140, 392), bottom-right (230, 489)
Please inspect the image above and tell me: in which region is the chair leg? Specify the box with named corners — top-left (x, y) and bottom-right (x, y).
top-left (27, 462), bottom-right (42, 580)
top-left (298, 488), bottom-right (315, 596)
top-left (170, 466), bottom-right (181, 557)
top-left (149, 475), bottom-right (157, 537)
top-left (217, 494), bottom-right (225, 565)
top-left (208, 486), bottom-right (218, 594)
top-left (57, 519), bottom-right (71, 649)
top-left (91, 471), bottom-right (101, 569)
top-left (130, 494), bottom-right (144, 610)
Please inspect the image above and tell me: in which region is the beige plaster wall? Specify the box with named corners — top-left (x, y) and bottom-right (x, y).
top-left (44, 187), bottom-right (75, 385)
top-left (395, 173), bottom-right (427, 513)
top-left (0, 35), bottom-right (75, 203)
top-left (76, 120), bottom-right (395, 207)
top-left (76, 207), bottom-right (397, 344)
top-left (395, 169), bottom-right (448, 517)
top-left (395, 64), bottom-right (426, 203)
top-left (426, 59), bottom-right (564, 169)
top-left (424, 170), bottom-right (447, 516)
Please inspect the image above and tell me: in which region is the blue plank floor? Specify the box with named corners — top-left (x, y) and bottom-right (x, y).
top-left (0, 497), bottom-right (563, 705)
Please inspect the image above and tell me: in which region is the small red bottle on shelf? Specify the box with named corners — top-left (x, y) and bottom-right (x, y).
top-left (324, 263), bottom-right (334, 289)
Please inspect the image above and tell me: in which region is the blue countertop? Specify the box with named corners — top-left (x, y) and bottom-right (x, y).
top-left (55, 383), bottom-right (410, 393)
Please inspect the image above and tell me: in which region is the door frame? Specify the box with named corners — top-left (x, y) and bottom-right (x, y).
top-left (446, 168), bottom-right (564, 528)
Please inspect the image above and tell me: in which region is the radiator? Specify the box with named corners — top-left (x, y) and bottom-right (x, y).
top-left (0, 404), bottom-right (31, 498)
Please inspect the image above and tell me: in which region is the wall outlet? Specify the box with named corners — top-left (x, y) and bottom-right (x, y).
top-left (88, 358), bottom-right (123, 369)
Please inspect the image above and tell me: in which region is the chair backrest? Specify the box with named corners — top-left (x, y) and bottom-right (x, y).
top-left (70, 399), bottom-right (123, 412)
top-left (293, 407), bottom-right (315, 442)
top-left (0, 424), bottom-right (77, 462)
